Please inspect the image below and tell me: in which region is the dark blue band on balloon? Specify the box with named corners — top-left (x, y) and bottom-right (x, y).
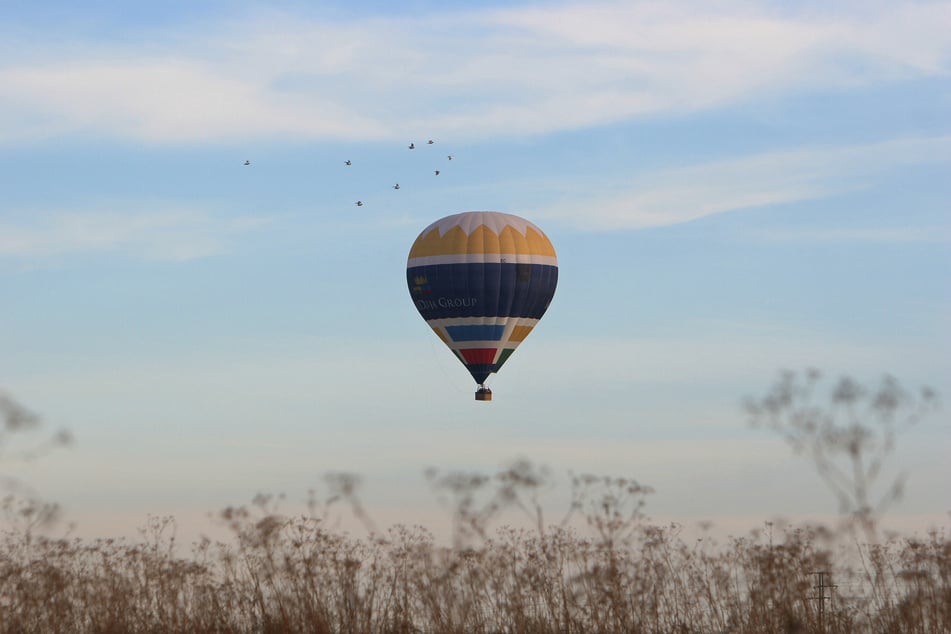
top-left (467, 365), bottom-right (494, 384)
top-left (446, 324), bottom-right (505, 341)
top-left (407, 263), bottom-right (558, 320)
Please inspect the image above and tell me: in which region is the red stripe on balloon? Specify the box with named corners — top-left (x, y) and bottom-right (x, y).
top-left (459, 348), bottom-right (498, 365)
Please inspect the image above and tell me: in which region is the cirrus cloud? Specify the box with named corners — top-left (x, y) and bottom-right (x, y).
top-left (0, 207), bottom-right (269, 262)
top-left (530, 134), bottom-right (951, 231)
top-left (0, 1), bottom-right (948, 144)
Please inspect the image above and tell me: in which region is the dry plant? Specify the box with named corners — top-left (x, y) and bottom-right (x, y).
top-left (0, 390), bottom-right (72, 536)
top-left (746, 369), bottom-right (937, 541)
top-left (2, 480), bottom-right (947, 633)
top-left (0, 377), bottom-right (947, 633)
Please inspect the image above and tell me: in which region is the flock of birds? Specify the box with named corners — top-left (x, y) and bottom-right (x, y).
top-left (243, 139), bottom-right (454, 208)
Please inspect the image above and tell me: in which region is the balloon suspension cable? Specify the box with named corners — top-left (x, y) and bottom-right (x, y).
top-left (475, 384), bottom-right (493, 401)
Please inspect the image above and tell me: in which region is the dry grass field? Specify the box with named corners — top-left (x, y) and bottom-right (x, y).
top-left (1, 488), bottom-right (949, 633)
top-left (1, 372), bottom-right (947, 633)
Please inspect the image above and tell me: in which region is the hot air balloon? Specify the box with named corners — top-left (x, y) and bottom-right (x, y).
top-left (406, 211), bottom-right (558, 400)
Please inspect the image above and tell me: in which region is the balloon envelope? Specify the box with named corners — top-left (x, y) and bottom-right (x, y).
top-left (406, 211), bottom-right (558, 386)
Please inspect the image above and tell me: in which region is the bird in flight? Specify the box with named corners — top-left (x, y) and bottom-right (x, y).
top-left (408, 143), bottom-right (415, 150)
top-left (447, 155), bottom-right (453, 160)
top-left (244, 160), bottom-right (250, 166)
top-left (434, 170), bottom-right (440, 175)
top-left (393, 183), bottom-right (400, 190)
top-left (345, 160), bottom-right (352, 166)
top-left (427, 140), bottom-right (435, 144)
top-left (355, 200), bottom-right (364, 207)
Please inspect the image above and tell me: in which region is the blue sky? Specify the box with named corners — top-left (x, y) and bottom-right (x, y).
top-left (1, 0), bottom-right (949, 541)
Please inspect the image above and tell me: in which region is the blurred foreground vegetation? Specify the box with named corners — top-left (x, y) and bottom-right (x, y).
top-left (2, 490), bottom-right (948, 633)
top-left (1, 373), bottom-right (947, 633)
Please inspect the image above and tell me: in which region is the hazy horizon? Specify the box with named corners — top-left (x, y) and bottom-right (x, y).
top-left (2, 0), bottom-right (949, 545)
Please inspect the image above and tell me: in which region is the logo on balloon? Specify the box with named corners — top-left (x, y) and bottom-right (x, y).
top-left (411, 275), bottom-right (431, 295)
top-left (415, 297), bottom-right (479, 311)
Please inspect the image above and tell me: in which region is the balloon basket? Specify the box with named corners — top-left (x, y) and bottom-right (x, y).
top-left (475, 386), bottom-right (493, 401)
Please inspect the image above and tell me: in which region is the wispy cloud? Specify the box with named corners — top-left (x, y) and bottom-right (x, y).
top-left (0, 60), bottom-right (387, 144)
top-left (1, 1), bottom-right (948, 143)
top-left (0, 208), bottom-right (268, 261)
top-left (531, 135), bottom-right (951, 231)
top-left (747, 225), bottom-right (951, 244)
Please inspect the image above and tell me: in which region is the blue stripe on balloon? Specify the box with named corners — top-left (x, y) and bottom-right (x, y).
top-left (446, 324), bottom-right (506, 342)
